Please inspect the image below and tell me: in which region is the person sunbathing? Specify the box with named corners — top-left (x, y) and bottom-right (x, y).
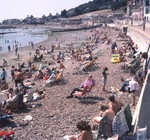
top-left (66, 75), bottom-right (94, 99)
top-left (0, 80), bottom-right (9, 91)
top-left (23, 69), bottom-right (32, 79)
top-left (34, 70), bottom-right (44, 81)
top-left (83, 61), bottom-right (93, 71)
top-left (125, 55), bottom-right (136, 67)
top-left (6, 88), bottom-right (14, 101)
top-left (43, 72), bottom-right (49, 81)
top-left (108, 95), bottom-right (123, 115)
top-left (119, 51), bottom-right (126, 62)
top-left (45, 72), bottom-right (56, 84)
top-left (31, 64), bottom-right (36, 71)
top-left (91, 105), bottom-right (115, 131)
top-left (58, 63), bottom-right (65, 70)
top-left (32, 91), bottom-right (45, 101)
top-left (68, 121), bottom-right (93, 140)
top-left (2, 88), bottom-right (19, 113)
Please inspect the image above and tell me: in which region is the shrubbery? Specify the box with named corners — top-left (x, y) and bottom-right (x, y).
top-left (111, 0), bottom-right (127, 11)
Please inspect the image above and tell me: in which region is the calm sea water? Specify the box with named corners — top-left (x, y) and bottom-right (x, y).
top-left (0, 28), bottom-right (49, 54)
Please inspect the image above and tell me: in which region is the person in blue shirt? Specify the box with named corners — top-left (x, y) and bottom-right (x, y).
top-left (1, 68), bottom-right (7, 81)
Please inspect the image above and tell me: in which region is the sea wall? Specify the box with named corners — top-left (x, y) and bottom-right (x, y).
top-left (127, 28), bottom-right (150, 53)
top-left (109, 22), bottom-right (150, 53)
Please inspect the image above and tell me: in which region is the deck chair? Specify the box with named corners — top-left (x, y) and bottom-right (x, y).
top-left (73, 64), bottom-right (89, 75)
top-left (124, 104), bottom-right (133, 133)
top-left (55, 76), bottom-right (67, 85)
top-left (45, 76), bottom-right (67, 87)
top-left (93, 50), bottom-right (102, 58)
top-left (124, 55), bottom-right (141, 73)
top-left (130, 56), bottom-right (141, 73)
top-left (96, 115), bottom-right (112, 140)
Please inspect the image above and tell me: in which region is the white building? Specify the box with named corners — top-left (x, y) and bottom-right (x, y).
top-left (143, 0), bottom-right (150, 20)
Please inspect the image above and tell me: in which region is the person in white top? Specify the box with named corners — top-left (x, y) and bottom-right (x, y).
top-left (129, 76), bottom-right (140, 106)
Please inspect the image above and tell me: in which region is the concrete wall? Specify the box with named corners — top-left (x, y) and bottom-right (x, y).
top-left (113, 20), bottom-right (150, 53)
top-left (127, 28), bottom-right (150, 52)
top-left (133, 70), bottom-right (150, 138)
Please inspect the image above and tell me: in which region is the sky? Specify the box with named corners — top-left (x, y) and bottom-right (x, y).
top-left (0, 0), bottom-right (91, 22)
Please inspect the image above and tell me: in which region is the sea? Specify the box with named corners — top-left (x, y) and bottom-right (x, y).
top-left (0, 28), bottom-right (49, 54)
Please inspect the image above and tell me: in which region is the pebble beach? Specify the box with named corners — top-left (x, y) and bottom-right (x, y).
top-left (0, 23), bottom-right (140, 140)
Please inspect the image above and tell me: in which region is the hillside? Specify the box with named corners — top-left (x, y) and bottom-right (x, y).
top-left (1, 0), bottom-right (127, 25)
top-left (65, 0), bottom-right (127, 17)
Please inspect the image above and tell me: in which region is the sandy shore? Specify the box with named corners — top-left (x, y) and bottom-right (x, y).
top-left (0, 25), bottom-right (136, 140)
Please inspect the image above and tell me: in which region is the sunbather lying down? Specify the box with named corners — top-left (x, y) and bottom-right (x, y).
top-left (24, 90), bottom-right (45, 103)
top-left (23, 79), bottom-right (35, 87)
top-left (66, 75), bottom-right (95, 99)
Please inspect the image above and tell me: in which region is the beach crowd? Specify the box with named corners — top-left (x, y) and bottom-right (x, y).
top-left (0, 25), bottom-right (149, 140)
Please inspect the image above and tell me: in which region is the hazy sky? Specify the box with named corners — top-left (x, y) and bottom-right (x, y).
top-left (0, 0), bottom-right (91, 22)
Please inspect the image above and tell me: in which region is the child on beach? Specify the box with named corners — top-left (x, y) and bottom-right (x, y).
top-left (101, 67), bottom-right (108, 91)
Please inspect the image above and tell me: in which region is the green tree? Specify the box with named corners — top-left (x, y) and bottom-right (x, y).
top-left (111, 0), bottom-right (127, 11)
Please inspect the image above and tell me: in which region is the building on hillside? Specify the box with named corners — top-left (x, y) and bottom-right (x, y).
top-left (132, 7), bottom-right (144, 20)
top-left (143, 0), bottom-right (150, 20)
top-left (131, 0), bottom-right (150, 20)
top-left (131, 0), bottom-right (144, 20)
top-left (60, 18), bottom-right (82, 25)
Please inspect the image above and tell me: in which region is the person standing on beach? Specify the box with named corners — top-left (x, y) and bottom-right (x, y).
top-left (10, 66), bottom-right (15, 82)
top-left (31, 41), bottom-right (34, 49)
top-left (61, 51), bottom-right (65, 61)
top-left (3, 59), bottom-right (7, 67)
top-left (15, 45), bottom-right (18, 55)
top-left (110, 42), bottom-right (118, 56)
top-left (0, 68), bottom-right (7, 81)
top-left (14, 69), bottom-right (23, 87)
top-left (17, 53), bottom-right (20, 61)
top-left (8, 45), bottom-right (11, 51)
top-left (143, 18), bottom-right (146, 31)
top-left (101, 67), bottom-right (108, 91)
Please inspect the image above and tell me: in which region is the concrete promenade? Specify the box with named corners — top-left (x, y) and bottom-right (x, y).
top-left (127, 25), bottom-right (150, 53)
top-left (128, 24), bottom-right (150, 138)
